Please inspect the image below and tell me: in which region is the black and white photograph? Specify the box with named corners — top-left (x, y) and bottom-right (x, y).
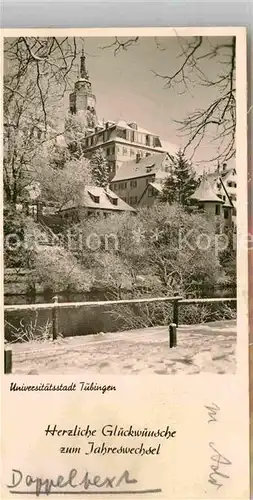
top-left (3, 32), bottom-right (238, 375)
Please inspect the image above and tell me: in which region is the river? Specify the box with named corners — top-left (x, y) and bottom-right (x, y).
top-left (4, 286), bottom-right (236, 342)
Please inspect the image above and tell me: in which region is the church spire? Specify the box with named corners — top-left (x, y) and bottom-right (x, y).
top-left (80, 48), bottom-right (89, 80)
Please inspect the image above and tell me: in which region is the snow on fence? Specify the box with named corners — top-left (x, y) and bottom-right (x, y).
top-left (4, 295), bottom-right (237, 373)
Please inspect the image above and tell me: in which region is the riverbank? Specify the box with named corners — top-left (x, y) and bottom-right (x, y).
top-left (7, 319), bottom-right (236, 375)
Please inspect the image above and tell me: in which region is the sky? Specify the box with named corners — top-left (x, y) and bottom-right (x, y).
top-left (63, 36), bottom-right (235, 172)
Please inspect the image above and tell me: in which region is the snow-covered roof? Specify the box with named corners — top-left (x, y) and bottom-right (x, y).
top-left (112, 153), bottom-right (167, 182)
top-left (190, 178), bottom-right (224, 203)
top-left (61, 186), bottom-right (136, 212)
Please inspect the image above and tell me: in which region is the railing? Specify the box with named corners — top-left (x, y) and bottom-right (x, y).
top-left (4, 295), bottom-right (183, 340)
top-left (4, 295), bottom-right (237, 374)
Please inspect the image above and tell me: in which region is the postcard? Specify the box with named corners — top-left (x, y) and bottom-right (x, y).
top-left (1, 27), bottom-right (249, 499)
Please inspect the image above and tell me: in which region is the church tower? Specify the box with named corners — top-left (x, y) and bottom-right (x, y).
top-left (69, 49), bottom-right (97, 129)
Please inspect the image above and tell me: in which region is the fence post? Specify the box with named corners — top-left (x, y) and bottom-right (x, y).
top-left (173, 299), bottom-right (179, 327)
top-left (169, 323), bottom-right (177, 348)
top-left (52, 296), bottom-right (59, 340)
top-left (4, 348), bottom-right (12, 374)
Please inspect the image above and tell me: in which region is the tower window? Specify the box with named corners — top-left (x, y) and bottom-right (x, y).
top-left (215, 205), bottom-right (221, 215)
top-left (224, 208), bottom-right (229, 219)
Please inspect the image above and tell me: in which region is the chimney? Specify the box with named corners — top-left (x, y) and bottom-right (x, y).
top-left (136, 152), bottom-right (141, 163)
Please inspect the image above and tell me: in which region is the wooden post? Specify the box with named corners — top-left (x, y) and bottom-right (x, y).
top-left (173, 299), bottom-right (179, 327)
top-left (169, 323), bottom-right (177, 348)
top-left (4, 349), bottom-right (12, 374)
top-left (52, 296), bottom-right (59, 341)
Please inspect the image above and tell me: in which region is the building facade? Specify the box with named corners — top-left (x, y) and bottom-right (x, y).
top-left (67, 52), bottom-right (237, 223)
top-left (110, 152), bottom-right (173, 207)
top-left (60, 185), bottom-right (136, 221)
top-left (68, 53), bottom-right (177, 179)
top-left (190, 176), bottom-right (234, 231)
top-left (206, 163), bottom-right (237, 232)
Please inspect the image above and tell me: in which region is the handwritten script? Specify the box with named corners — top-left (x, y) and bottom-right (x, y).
top-left (205, 403), bottom-right (231, 490)
top-left (208, 442), bottom-right (232, 490)
top-left (7, 468), bottom-right (139, 497)
top-left (204, 402), bottom-right (220, 423)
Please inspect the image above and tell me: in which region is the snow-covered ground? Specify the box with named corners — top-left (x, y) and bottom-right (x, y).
top-left (8, 320), bottom-right (236, 375)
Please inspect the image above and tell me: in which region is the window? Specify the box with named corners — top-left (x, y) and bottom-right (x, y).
top-left (148, 187), bottom-right (154, 197)
top-left (224, 208), bottom-right (229, 219)
top-left (130, 196), bottom-right (138, 205)
top-left (145, 135), bottom-right (150, 146)
top-left (88, 192), bottom-right (100, 204)
top-left (130, 180), bottom-right (137, 188)
top-left (215, 205), bottom-right (221, 215)
top-left (123, 147), bottom-right (128, 156)
top-left (117, 128), bottom-right (127, 139)
top-left (107, 195), bottom-right (118, 206)
top-left (117, 146), bottom-right (121, 155)
top-left (227, 181), bottom-right (236, 188)
top-left (129, 131), bottom-right (135, 142)
top-left (153, 136), bottom-right (162, 147)
top-left (146, 178), bottom-right (150, 185)
top-left (232, 207), bottom-right (237, 216)
top-left (130, 149), bottom-right (135, 157)
top-left (107, 147), bottom-right (110, 155)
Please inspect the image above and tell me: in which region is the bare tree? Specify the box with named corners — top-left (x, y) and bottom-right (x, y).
top-left (4, 37), bottom-right (78, 128)
top-left (102, 35), bottom-right (236, 163)
top-left (3, 37), bottom-right (81, 205)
